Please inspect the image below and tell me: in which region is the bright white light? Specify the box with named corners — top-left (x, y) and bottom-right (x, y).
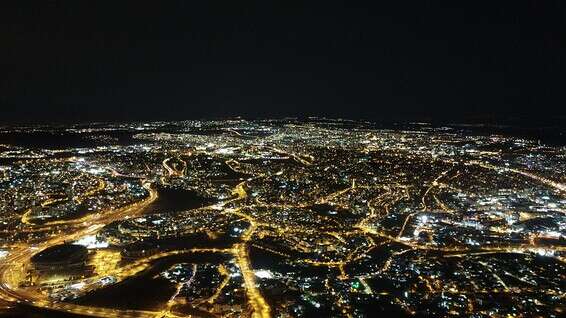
top-left (69, 282), bottom-right (86, 290)
top-left (74, 235), bottom-right (109, 249)
top-left (254, 270), bottom-right (273, 279)
top-left (87, 168), bottom-right (105, 175)
top-left (216, 148), bottom-right (234, 155)
top-left (534, 248), bottom-right (554, 257)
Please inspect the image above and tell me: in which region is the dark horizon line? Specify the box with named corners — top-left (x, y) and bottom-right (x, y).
top-left (1, 114), bottom-right (565, 128)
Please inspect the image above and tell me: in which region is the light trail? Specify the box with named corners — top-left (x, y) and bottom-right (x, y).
top-left (474, 161), bottom-right (566, 194)
top-left (478, 261), bottom-right (509, 291)
top-left (398, 168), bottom-right (452, 238)
top-left (205, 264), bottom-right (231, 305)
top-left (232, 244), bottom-right (271, 318)
top-left (159, 264), bottom-right (197, 318)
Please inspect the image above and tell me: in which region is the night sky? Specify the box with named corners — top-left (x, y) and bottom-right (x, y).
top-left (1, 1), bottom-right (565, 123)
